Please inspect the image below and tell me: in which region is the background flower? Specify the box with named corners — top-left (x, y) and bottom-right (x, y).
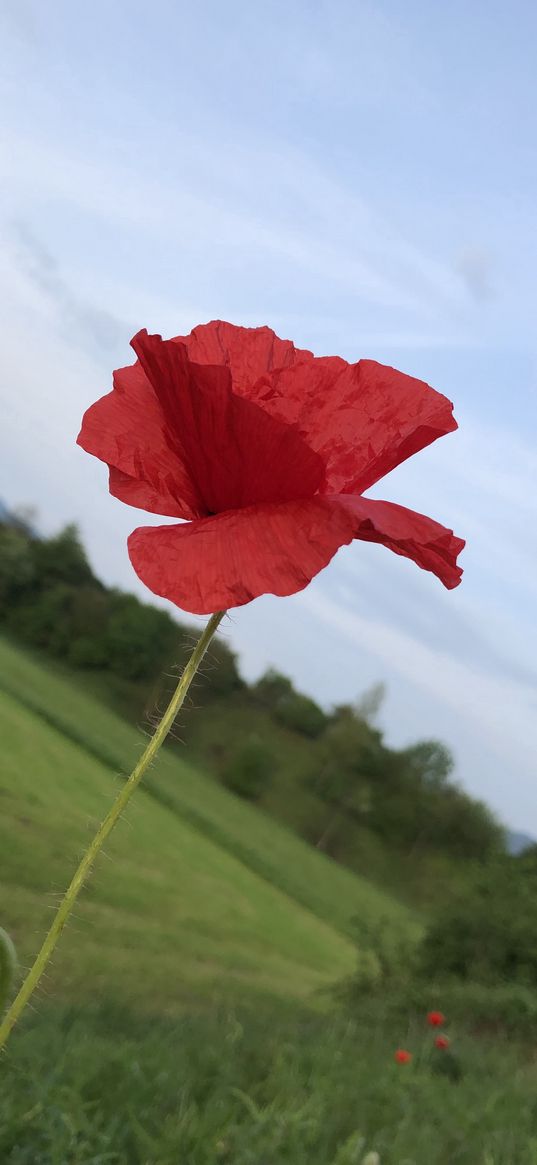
top-left (427, 1010), bottom-right (446, 1027)
top-left (394, 1049), bottom-right (412, 1064)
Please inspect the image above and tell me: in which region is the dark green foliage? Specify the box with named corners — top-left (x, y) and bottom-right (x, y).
top-left (10, 582), bottom-right (75, 654)
top-left (309, 704), bottom-right (380, 807)
top-left (0, 526), bottom-right (35, 610)
top-left (366, 741), bottom-right (503, 862)
top-left (0, 519), bottom-right (241, 700)
top-left (336, 914), bottom-right (420, 1001)
top-left (254, 668), bottom-right (327, 737)
top-left (222, 735), bottom-right (274, 800)
top-left (430, 1046), bottom-right (464, 1082)
top-left (67, 587), bottom-right (112, 668)
top-left (0, 927), bottom-right (16, 1014)
top-left (104, 591), bottom-right (177, 680)
top-left (30, 522), bottom-right (96, 589)
top-left (274, 691), bottom-right (328, 738)
top-left (420, 854), bottom-right (537, 986)
top-left (253, 668), bottom-right (294, 709)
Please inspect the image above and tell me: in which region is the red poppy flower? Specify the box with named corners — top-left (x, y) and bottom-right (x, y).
top-left (77, 321), bottom-right (464, 615)
top-left (427, 1011), bottom-right (446, 1027)
top-left (434, 1035), bottom-right (450, 1050)
top-left (394, 1049), bottom-right (412, 1064)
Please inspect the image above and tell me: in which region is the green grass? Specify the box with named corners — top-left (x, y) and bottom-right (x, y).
top-left (0, 635), bottom-right (415, 949)
top-left (0, 687), bottom-right (359, 1008)
top-left (3, 637), bottom-right (529, 1163)
top-left (3, 1000), bottom-right (537, 1164)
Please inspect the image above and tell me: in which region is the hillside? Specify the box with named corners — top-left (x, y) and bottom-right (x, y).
top-left (2, 644), bottom-right (537, 1165)
top-left (0, 638), bottom-right (417, 1009)
top-left (0, 518), bottom-right (506, 916)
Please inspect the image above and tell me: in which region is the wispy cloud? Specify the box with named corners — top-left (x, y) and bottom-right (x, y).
top-left (10, 221), bottom-right (124, 354)
top-left (0, 129), bottom-right (480, 341)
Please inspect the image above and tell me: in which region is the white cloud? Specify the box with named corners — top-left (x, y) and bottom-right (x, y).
top-left (0, 128), bottom-right (478, 331)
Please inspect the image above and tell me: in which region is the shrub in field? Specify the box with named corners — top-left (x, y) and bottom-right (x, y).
top-left (420, 855), bottom-right (537, 987)
top-left (335, 915), bottom-right (419, 1003)
top-left (222, 735), bottom-right (275, 800)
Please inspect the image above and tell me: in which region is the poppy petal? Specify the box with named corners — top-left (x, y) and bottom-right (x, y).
top-left (127, 497), bottom-right (358, 615)
top-left (335, 494), bottom-right (464, 589)
top-left (77, 362), bottom-right (204, 520)
top-left (171, 319), bottom-right (313, 395)
top-left (131, 330), bottom-right (325, 513)
top-left (248, 358), bottom-right (457, 494)
top-left (107, 467), bottom-right (185, 518)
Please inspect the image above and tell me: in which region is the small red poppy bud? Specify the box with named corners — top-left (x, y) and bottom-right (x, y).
top-left (394, 1048), bottom-right (412, 1064)
top-left (434, 1035), bottom-right (450, 1050)
top-left (427, 1010), bottom-right (446, 1027)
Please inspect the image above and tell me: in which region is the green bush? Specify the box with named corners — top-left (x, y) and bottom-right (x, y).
top-left (274, 692), bottom-right (327, 738)
top-left (222, 735), bottom-right (274, 800)
top-left (389, 979), bottom-right (537, 1038)
top-left (336, 915), bottom-right (419, 1004)
top-left (254, 669), bottom-right (327, 738)
top-left (0, 527), bottom-right (35, 610)
top-left (420, 856), bottom-right (537, 987)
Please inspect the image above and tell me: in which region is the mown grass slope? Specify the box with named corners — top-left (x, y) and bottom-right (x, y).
top-left (0, 686), bottom-right (359, 1007)
top-left (0, 635), bottom-right (416, 953)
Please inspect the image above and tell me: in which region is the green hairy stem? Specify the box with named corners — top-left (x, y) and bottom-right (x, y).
top-left (0, 611), bottom-right (225, 1053)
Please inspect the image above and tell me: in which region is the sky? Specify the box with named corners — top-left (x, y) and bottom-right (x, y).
top-left (0, 0), bottom-right (536, 832)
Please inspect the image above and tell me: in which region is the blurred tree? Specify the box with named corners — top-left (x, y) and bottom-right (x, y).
top-left (421, 854), bottom-right (537, 986)
top-left (355, 681), bottom-right (386, 725)
top-left (308, 706), bottom-right (383, 851)
top-left (30, 524), bottom-right (96, 589)
top-left (10, 583), bottom-right (74, 655)
top-left (104, 592), bottom-right (178, 681)
top-left (253, 668), bottom-right (327, 737)
top-left (222, 735), bottom-right (274, 800)
top-left (253, 669), bottom-right (294, 709)
top-left (0, 526), bottom-right (35, 610)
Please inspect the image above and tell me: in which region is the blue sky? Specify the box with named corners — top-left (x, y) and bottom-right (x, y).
top-left (1, 0), bottom-right (536, 831)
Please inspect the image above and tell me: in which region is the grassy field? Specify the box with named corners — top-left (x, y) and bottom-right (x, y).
top-left (0, 686), bottom-right (360, 1008)
top-left (0, 636), bottom-right (415, 950)
top-left (4, 1000), bottom-right (537, 1165)
top-left (1, 637), bottom-right (535, 1164)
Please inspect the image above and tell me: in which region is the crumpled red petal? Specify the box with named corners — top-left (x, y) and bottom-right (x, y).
top-left (77, 361), bottom-right (203, 520)
top-left (127, 497), bottom-right (358, 615)
top-left (170, 321), bottom-right (457, 496)
top-left (171, 320), bottom-right (313, 396)
top-left (248, 358), bottom-right (458, 494)
top-left (128, 493), bottom-right (464, 615)
top-left (131, 330), bottom-right (325, 513)
top-left (78, 319), bottom-right (464, 610)
top-left (335, 494), bottom-right (465, 589)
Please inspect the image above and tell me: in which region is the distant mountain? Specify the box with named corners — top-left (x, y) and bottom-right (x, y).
top-left (507, 830), bottom-right (535, 856)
